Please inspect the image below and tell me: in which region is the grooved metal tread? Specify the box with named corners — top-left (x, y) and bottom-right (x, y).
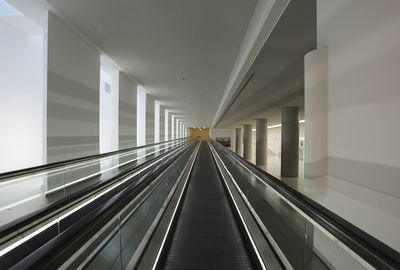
top-left (162, 142), bottom-right (255, 270)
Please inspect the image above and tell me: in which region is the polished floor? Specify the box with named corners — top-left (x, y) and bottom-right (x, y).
top-left (244, 152), bottom-right (400, 252)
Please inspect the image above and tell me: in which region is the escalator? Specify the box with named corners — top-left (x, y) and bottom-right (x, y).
top-left (0, 139), bottom-right (191, 269)
top-left (159, 142), bottom-right (256, 269)
top-left (0, 139), bottom-right (399, 270)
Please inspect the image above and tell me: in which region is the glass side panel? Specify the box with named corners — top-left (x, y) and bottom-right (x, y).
top-left (0, 140), bottom-right (186, 227)
top-left (83, 144), bottom-right (194, 269)
top-left (212, 142), bottom-right (370, 270)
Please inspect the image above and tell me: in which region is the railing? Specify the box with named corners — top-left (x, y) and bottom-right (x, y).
top-left (211, 141), bottom-right (400, 270)
top-left (41, 142), bottom-right (198, 269)
top-left (0, 140), bottom-right (187, 230)
top-left (0, 137), bottom-right (189, 181)
top-left (0, 141), bottom-right (194, 269)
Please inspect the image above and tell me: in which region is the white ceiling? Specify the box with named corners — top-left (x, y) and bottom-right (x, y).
top-left (47, 0), bottom-right (258, 127)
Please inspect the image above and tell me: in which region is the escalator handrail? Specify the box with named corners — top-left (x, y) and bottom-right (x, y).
top-left (213, 140), bottom-right (400, 269)
top-left (0, 137), bottom-right (190, 181)
top-left (0, 142), bottom-right (190, 239)
top-left (7, 142), bottom-right (195, 270)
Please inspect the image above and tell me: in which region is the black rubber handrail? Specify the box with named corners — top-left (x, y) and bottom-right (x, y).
top-left (6, 142), bottom-right (195, 269)
top-left (0, 137), bottom-right (190, 181)
top-left (0, 142), bottom-right (190, 240)
top-left (213, 141), bottom-right (400, 270)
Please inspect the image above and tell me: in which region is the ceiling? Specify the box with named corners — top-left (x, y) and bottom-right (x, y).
top-left (216, 0), bottom-right (316, 128)
top-left (47, 0), bottom-right (258, 127)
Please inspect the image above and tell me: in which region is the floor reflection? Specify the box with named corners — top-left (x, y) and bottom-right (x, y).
top-left (242, 151), bottom-right (400, 252)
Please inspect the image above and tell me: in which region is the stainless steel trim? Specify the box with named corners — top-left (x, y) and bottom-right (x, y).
top-left (218, 145), bottom-right (374, 269)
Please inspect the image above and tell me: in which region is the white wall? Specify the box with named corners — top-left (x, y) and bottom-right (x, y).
top-left (168, 112), bottom-right (172, 140)
top-left (154, 100), bottom-right (160, 143)
top-left (119, 72), bottom-right (137, 149)
top-left (0, 17), bottom-right (44, 172)
top-left (160, 105), bottom-right (165, 142)
top-left (99, 55), bottom-right (119, 154)
top-left (317, 0), bottom-right (400, 251)
top-left (47, 12), bottom-right (100, 162)
top-left (171, 115), bottom-right (175, 139)
top-left (99, 69), bottom-right (112, 153)
top-left (137, 86), bottom-right (146, 146)
top-left (318, 0), bottom-right (400, 196)
top-left (165, 109), bottom-right (170, 141)
top-left (145, 94), bottom-right (155, 144)
top-left (175, 118), bottom-right (179, 139)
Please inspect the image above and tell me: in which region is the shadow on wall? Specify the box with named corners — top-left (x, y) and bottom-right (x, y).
top-left (189, 128), bottom-right (210, 141)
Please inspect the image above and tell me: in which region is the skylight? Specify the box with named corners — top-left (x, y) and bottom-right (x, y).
top-left (0, 0), bottom-right (22, 17)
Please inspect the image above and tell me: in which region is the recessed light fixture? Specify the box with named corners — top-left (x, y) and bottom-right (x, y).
top-left (251, 120), bottom-right (305, 131)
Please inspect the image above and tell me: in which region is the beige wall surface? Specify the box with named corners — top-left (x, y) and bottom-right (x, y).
top-left (190, 128), bottom-right (210, 141)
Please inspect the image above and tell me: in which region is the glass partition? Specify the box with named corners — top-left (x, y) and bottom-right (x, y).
top-left (75, 144), bottom-right (195, 269)
top-left (211, 142), bottom-right (382, 270)
top-left (0, 140), bottom-right (186, 227)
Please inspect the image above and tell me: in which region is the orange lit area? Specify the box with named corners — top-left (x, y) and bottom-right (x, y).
top-left (189, 127), bottom-right (210, 141)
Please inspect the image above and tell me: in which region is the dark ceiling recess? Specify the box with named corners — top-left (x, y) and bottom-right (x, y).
top-left (218, 0), bottom-right (316, 127)
top-left (215, 72), bottom-right (255, 127)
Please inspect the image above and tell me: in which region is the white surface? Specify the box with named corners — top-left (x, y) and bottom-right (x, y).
top-left (0, 18), bottom-right (44, 173)
top-left (171, 115), bottom-right (175, 140)
top-left (99, 56), bottom-right (119, 154)
top-left (165, 109), bottom-right (169, 141)
top-left (0, 0), bottom-right (21, 16)
top-left (304, 48), bottom-right (327, 174)
top-left (154, 100), bottom-right (160, 143)
top-left (46, 0), bottom-right (258, 127)
top-left (47, 12), bottom-right (100, 162)
top-left (145, 94), bottom-right (155, 144)
top-left (137, 85), bottom-right (146, 146)
top-left (118, 71), bottom-right (137, 149)
top-left (159, 105), bottom-right (165, 142)
top-left (318, 0), bottom-right (400, 169)
top-left (313, 0), bottom-right (400, 250)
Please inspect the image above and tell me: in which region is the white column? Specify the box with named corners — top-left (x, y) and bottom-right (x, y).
top-left (145, 94), bottom-right (155, 144)
top-left (137, 86), bottom-right (146, 146)
top-left (119, 72), bottom-right (137, 149)
top-left (160, 105), bottom-right (165, 142)
top-left (175, 118), bottom-right (179, 139)
top-left (165, 109), bottom-right (169, 141)
top-left (154, 100), bottom-right (160, 143)
top-left (171, 115), bottom-right (175, 140)
top-left (304, 48), bottom-right (328, 179)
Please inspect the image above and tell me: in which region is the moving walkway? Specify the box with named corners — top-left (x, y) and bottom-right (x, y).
top-left (0, 139), bottom-right (190, 269)
top-left (0, 140), bottom-right (399, 269)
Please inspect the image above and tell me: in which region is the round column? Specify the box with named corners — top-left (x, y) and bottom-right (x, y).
top-left (235, 128), bottom-right (243, 156)
top-left (243, 124), bottom-right (252, 160)
top-left (281, 107), bottom-right (299, 177)
top-left (256, 119), bottom-right (267, 165)
top-left (304, 48), bottom-right (328, 179)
